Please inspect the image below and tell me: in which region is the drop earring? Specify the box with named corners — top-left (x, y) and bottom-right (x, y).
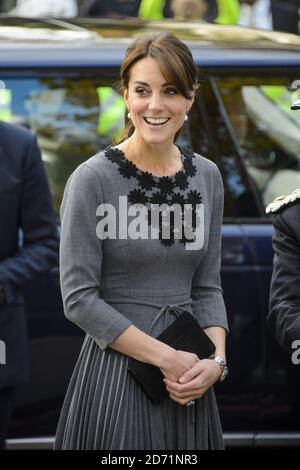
top-left (184, 113), bottom-right (188, 122)
top-left (127, 112), bottom-right (132, 119)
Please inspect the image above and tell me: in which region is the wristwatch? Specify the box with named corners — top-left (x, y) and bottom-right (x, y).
top-left (0, 284), bottom-right (5, 305)
top-left (210, 355), bottom-right (229, 382)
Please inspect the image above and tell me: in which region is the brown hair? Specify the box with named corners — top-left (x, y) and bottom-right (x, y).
top-left (116, 32), bottom-right (199, 144)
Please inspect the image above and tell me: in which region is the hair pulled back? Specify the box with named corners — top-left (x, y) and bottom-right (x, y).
top-left (117, 32), bottom-right (199, 143)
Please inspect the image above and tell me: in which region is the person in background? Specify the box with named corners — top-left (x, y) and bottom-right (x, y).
top-left (266, 190), bottom-right (300, 354)
top-left (158, 0), bottom-right (240, 23)
top-left (266, 98), bottom-right (300, 354)
top-left (78, 0), bottom-right (240, 23)
top-left (0, 121), bottom-right (58, 449)
top-left (168, 0), bottom-right (240, 24)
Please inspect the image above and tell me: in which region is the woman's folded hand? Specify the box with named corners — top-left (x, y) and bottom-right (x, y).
top-left (163, 358), bottom-right (222, 405)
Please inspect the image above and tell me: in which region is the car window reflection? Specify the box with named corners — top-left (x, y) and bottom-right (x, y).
top-left (217, 77), bottom-right (300, 210)
top-left (1, 75), bottom-right (125, 214)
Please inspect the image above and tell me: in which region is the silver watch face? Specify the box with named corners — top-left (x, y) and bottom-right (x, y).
top-left (211, 356), bottom-right (228, 381)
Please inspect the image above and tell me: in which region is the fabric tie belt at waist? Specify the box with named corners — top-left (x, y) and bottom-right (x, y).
top-left (103, 298), bottom-right (197, 429)
top-left (103, 298), bottom-right (194, 334)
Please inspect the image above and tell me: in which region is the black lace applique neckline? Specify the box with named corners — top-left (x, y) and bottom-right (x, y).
top-left (104, 145), bottom-right (201, 246)
top-left (105, 145), bottom-right (195, 185)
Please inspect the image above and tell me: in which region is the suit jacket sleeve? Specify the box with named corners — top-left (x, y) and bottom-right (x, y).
top-left (59, 163), bottom-right (132, 350)
top-left (191, 164), bottom-right (228, 333)
top-left (0, 134), bottom-right (58, 303)
top-left (268, 208), bottom-right (300, 353)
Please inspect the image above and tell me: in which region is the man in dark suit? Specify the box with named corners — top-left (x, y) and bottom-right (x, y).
top-left (0, 121), bottom-right (58, 449)
top-left (266, 191), bottom-right (300, 354)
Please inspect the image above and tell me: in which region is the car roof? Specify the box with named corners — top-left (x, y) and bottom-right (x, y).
top-left (0, 17), bottom-right (300, 69)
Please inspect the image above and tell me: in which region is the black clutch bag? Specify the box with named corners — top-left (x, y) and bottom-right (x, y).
top-left (127, 311), bottom-right (215, 404)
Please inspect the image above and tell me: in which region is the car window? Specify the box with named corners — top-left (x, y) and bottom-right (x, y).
top-left (215, 76), bottom-right (300, 210)
top-left (1, 70), bottom-right (236, 218)
top-left (188, 79), bottom-right (262, 219)
top-left (0, 72), bottom-right (125, 214)
top-left (3, 71), bottom-right (298, 221)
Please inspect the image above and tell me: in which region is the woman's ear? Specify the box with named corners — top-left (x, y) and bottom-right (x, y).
top-left (187, 91), bottom-right (195, 112)
top-left (124, 88), bottom-right (129, 107)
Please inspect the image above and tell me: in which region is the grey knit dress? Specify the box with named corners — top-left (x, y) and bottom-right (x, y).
top-left (54, 146), bottom-right (228, 450)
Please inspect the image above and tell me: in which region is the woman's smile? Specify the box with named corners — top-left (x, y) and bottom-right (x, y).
top-left (143, 117), bottom-right (171, 127)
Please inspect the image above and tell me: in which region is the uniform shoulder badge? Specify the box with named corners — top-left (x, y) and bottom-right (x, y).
top-left (266, 189), bottom-right (300, 214)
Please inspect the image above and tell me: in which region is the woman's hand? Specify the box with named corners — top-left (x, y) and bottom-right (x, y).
top-left (159, 349), bottom-right (200, 382)
top-left (163, 358), bottom-right (222, 405)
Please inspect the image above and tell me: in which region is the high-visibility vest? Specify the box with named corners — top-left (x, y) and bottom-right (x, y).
top-left (0, 88), bottom-right (11, 122)
top-left (139, 0), bottom-right (240, 24)
top-left (97, 87), bottom-right (126, 141)
top-left (216, 0), bottom-right (240, 25)
top-left (138, 0), bottom-right (165, 20)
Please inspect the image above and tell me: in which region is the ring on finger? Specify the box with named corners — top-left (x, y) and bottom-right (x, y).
top-left (186, 400), bottom-right (195, 407)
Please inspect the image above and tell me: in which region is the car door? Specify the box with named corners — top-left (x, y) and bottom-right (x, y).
top-left (183, 78), bottom-right (265, 436)
top-left (202, 72), bottom-right (300, 442)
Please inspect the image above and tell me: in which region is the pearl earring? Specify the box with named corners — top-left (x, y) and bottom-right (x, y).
top-left (184, 113), bottom-right (188, 122)
top-left (127, 112), bottom-right (132, 119)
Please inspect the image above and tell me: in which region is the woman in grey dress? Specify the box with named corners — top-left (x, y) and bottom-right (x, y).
top-left (55, 32), bottom-right (229, 450)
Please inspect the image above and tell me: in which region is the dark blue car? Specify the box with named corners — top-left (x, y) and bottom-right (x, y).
top-left (1, 17), bottom-right (300, 449)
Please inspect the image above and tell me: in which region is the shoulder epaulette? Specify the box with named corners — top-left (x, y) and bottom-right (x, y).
top-left (266, 189), bottom-right (300, 214)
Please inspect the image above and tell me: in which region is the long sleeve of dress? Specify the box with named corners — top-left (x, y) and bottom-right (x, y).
top-left (191, 165), bottom-right (228, 332)
top-left (59, 163), bottom-right (132, 350)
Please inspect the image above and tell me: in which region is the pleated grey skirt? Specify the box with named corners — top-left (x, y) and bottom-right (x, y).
top-left (54, 333), bottom-right (225, 450)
